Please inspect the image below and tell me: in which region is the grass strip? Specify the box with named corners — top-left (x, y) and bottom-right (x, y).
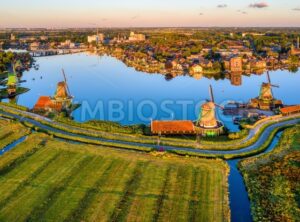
top-left (24, 155), bottom-right (94, 221)
top-left (152, 166), bottom-right (171, 222)
top-left (64, 159), bottom-right (119, 222)
top-left (109, 162), bottom-right (147, 222)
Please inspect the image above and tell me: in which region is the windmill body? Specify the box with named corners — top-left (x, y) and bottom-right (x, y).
top-left (52, 69), bottom-right (73, 109)
top-left (259, 83), bottom-right (273, 101)
top-left (6, 63), bottom-right (18, 98)
top-left (54, 82), bottom-right (72, 101)
top-left (198, 102), bottom-right (218, 128)
top-left (196, 85), bottom-right (224, 136)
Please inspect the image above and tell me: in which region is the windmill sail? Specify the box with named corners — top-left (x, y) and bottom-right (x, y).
top-left (209, 85), bottom-right (215, 103)
top-left (62, 69), bottom-right (72, 97)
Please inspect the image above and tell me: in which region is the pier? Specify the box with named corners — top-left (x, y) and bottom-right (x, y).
top-left (30, 48), bottom-right (88, 57)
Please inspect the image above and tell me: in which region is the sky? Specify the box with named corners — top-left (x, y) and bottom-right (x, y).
top-left (0, 0), bottom-right (300, 28)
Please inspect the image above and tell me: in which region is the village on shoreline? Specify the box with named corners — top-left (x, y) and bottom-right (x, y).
top-left (1, 28), bottom-right (300, 84)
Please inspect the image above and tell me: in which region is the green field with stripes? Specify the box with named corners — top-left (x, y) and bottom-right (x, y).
top-left (0, 130), bottom-right (230, 222)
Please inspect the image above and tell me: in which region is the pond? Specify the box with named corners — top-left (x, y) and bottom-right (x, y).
top-left (3, 53), bottom-right (300, 131)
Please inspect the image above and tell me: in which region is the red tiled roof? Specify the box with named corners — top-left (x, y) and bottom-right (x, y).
top-left (33, 96), bottom-right (62, 111)
top-left (280, 105), bottom-right (300, 114)
top-left (151, 120), bottom-right (195, 135)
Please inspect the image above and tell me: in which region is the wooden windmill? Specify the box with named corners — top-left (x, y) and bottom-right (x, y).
top-left (54, 69), bottom-right (73, 101)
top-left (6, 63), bottom-right (18, 98)
top-left (259, 71), bottom-right (279, 102)
top-left (197, 85), bottom-right (223, 129)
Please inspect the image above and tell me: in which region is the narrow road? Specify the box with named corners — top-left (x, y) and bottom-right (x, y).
top-left (1, 104), bottom-right (299, 156)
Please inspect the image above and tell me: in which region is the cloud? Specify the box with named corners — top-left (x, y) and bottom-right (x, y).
top-left (217, 4), bottom-right (227, 8)
top-left (249, 2), bottom-right (269, 8)
top-left (292, 7), bottom-right (300, 11)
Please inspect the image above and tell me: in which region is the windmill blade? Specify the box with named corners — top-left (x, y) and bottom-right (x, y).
top-left (209, 85), bottom-right (215, 103)
top-left (62, 69), bottom-right (72, 97)
top-left (62, 69), bottom-right (67, 83)
top-left (271, 84), bottom-right (279, 88)
top-left (267, 71), bottom-right (271, 84)
top-left (214, 103), bottom-right (224, 110)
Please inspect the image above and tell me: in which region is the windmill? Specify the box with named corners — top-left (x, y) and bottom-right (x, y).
top-left (197, 85), bottom-right (224, 129)
top-left (6, 63), bottom-right (18, 98)
top-left (54, 69), bottom-right (73, 101)
top-left (259, 71), bottom-right (279, 102)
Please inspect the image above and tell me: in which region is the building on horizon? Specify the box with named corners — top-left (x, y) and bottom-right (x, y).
top-left (10, 33), bottom-right (16, 41)
top-left (128, 32), bottom-right (146, 42)
top-left (87, 33), bottom-right (104, 44)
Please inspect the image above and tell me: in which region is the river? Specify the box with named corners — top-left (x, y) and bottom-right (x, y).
top-left (2, 53), bottom-right (300, 132)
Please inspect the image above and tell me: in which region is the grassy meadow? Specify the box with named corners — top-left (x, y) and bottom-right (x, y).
top-left (0, 132), bottom-right (230, 222)
top-left (240, 125), bottom-right (300, 222)
top-left (0, 119), bottom-right (30, 149)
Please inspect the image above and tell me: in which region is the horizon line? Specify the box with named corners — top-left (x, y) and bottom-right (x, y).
top-left (1, 26), bottom-right (300, 30)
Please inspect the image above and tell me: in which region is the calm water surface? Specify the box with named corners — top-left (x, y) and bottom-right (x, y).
top-left (5, 53), bottom-right (300, 130)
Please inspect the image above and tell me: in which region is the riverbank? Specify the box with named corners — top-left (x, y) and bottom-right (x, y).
top-left (1, 103), bottom-right (300, 160)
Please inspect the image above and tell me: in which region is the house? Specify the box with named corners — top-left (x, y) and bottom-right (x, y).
top-left (250, 59), bottom-right (266, 70)
top-left (33, 96), bottom-right (63, 112)
top-left (40, 36), bottom-right (48, 41)
top-left (230, 57), bottom-right (243, 72)
top-left (223, 60), bottom-right (230, 70)
top-left (60, 40), bottom-right (72, 48)
top-left (280, 105), bottom-right (300, 116)
top-left (217, 40), bottom-right (245, 50)
top-left (171, 61), bottom-right (183, 71)
top-left (29, 42), bottom-right (40, 51)
top-left (199, 59), bottom-right (213, 69)
top-left (290, 45), bottom-right (300, 56)
top-left (151, 120), bottom-right (196, 135)
top-left (190, 64), bottom-right (203, 74)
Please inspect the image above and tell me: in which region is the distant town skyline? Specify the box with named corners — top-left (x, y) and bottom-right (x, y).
top-left (1, 0), bottom-right (300, 28)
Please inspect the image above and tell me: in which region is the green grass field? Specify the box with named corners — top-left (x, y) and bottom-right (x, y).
top-left (0, 119), bottom-right (30, 149)
top-left (0, 132), bottom-right (230, 222)
top-left (240, 126), bottom-right (300, 222)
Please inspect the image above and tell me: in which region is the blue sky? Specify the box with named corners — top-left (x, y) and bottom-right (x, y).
top-left (1, 0), bottom-right (300, 27)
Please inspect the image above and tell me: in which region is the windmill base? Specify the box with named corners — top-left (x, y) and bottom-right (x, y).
top-left (195, 121), bottom-right (225, 137)
top-left (248, 98), bottom-right (283, 111)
